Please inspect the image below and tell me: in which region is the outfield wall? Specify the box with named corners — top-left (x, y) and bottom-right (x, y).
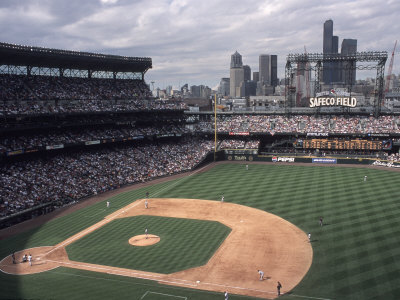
top-left (223, 150), bottom-right (400, 168)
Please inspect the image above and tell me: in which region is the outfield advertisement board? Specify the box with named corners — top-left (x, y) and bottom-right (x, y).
top-left (312, 158), bottom-right (337, 164)
top-left (272, 156), bottom-right (295, 163)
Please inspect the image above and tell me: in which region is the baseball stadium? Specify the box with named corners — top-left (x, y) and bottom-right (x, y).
top-left (1, 42), bottom-right (400, 300)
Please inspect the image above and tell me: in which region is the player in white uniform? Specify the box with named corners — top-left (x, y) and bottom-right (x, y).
top-left (364, 175), bottom-right (367, 181)
top-left (28, 254), bottom-right (32, 266)
top-left (106, 201), bottom-right (110, 208)
top-left (224, 291), bottom-right (229, 299)
top-left (145, 228), bottom-right (148, 239)
top-left (221, 195), bottom-right (224, 202)
top-left (145, 199), bottom-right (148, 209)
top-left (258, 269), bottom-right (264, 280)
top-left (308, 233), bottom-right (311, 242)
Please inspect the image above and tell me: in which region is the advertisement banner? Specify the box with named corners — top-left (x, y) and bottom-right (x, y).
top-left (46, 144), bottom-right (64, 150)
top-left (272, 156), bottom-right (295, 163)
top-left (6, 149), bottom-right (24, 156)
top-left (312, 158), bottom-right (337, 164)
top-left (85, 140), bottom-right (101, 146)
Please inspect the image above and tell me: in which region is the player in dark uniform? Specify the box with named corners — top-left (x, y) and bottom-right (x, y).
top-left (277, 281), bottom-right (282, 296)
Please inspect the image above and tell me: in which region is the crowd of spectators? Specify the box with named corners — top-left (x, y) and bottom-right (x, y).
top-left (195, 115), bottom-right (400, 134)
top-left (0, 74), bottom-right (152, 101)
top-left (0, 74), bottom-right (187, 115)
top-left (0, 138), bottom-right (214, 218)
top-left (0, 99), bottom-right (187, 115)
top-left (0, 125), bottom-right (189, 153)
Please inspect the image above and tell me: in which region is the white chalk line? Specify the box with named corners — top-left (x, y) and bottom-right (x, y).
top-left (45, 259), bottom-right (196, 287)
top-left (150, 165), bottom-right (209, 198)
top-left (141, 291), bottom-right (187, 299)
top-left (46, 258), bottom-right (277, 296)
top-left (44, 200), bottom-right (142, 257)
top-left (286, 294), bottom-right (332, 300)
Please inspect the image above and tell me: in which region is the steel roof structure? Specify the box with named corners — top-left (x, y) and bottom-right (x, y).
top-left (0, 42), bottom-right (152, 74)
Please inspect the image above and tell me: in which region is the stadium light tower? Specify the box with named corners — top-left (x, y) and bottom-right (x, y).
top-left (151, 81), bottom-right (155, 91)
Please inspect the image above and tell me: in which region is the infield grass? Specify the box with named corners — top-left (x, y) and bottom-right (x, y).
top-left (66, 215), bottom-right (231, 273)
top-left (1, 163), bottom-right (400, 299)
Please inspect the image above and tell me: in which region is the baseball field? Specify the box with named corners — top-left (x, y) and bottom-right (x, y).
top-left (1, 162), bottom-right (400, 299)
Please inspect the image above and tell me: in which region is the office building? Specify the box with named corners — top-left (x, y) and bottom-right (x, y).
top-left (230, 51), bottom-right (244, 97)
top-left (219, 78), bottom-right (230, 96)
top-left (243, 65), bottom-right (251, 81)
top-left (341, 39), bottom-right (357, 85)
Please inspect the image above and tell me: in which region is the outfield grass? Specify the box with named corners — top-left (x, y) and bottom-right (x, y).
top-left (1, 163), bottom-right (400, 299)
top-left (66, 215), bottom-right (231, 273)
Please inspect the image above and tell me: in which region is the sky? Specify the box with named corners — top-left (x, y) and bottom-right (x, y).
top-left (0, 0), bottom-right (399, 90)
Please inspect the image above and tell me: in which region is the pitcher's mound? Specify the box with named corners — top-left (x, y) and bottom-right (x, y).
top-left (129, 234), bottom-right (160, 246)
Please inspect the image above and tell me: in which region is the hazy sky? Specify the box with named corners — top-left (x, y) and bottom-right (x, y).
top-left (1, 0), bottom-right (399, 90)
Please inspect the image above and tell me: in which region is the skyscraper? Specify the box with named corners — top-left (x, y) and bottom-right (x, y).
top-left (253, 72), bottom-right (259, 82)
top-left (271, 55), bottom-right (278, 87)
top-left (243, 65), bottom-right (251, 81)
top-left (258, 54), bottom-right (278, 95)
top-left (230, 51), bottom-right (244, 97)
top-left (259, 54), bottom-right (271, 86)
top-left (323, 19), bottom-right (337, 84)
top-left (323, 20), bottom-right (357, 86)
top-left (341, 39), bottom-right (357, 86)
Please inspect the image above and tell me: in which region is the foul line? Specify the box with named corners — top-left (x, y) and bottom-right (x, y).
top-left (45, 259), bottom-right (196, 287)
top-left (287, 294), bottom-right (332, 300)
top-left (150, 165), bottom-right (209, 198)
top-left (140, 291), bottom-right (187, 299)
top-left (44, 200), bottom-right (142, 257)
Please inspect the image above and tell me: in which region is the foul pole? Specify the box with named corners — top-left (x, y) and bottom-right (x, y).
top-left (214, 94), bottom-right (217, 161)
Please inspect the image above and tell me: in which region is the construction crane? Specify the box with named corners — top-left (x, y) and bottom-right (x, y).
top-left (384, 40), bottom-right (397, 95)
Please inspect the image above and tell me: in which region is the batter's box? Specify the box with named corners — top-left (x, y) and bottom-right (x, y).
top-left (140, 291), bottom-right (187, 300)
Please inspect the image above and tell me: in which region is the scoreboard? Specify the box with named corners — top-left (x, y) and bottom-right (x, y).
top-left (298, 138), bottom-right (392, 150)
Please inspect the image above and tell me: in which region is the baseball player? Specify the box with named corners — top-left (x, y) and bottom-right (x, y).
top-left (221, 195), bottom-right (224, 202)
top-left (145, 199), bottom-right (148, 209)
top-left (319, 216), bottom-right (323, 226)
top-left (364, 175), bottom-right (367, 182)
top-left (28, 254), bottom-right (32, 266)
top-left (145, 228), bottom-right (148, 239)
top-left (246, 164), bottom-right (248, 170)
top-left (106, 201), bottom-right (110, 208)
top-left (277, 281), bottom-right (282, 296)
top-left (308, 233), bottom-right (311, 242)
top-left (224, 291), bottom-right (229, 300)
top-left (258, 269), bottom-right (264, 280)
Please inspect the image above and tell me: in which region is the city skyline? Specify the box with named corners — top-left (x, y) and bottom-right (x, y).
top-left (0, 0), bottom-right (399, 90)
